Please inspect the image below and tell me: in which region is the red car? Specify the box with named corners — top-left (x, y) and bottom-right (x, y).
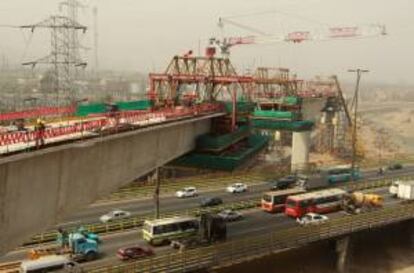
top-left (117, 246), bottom-right (154, 260)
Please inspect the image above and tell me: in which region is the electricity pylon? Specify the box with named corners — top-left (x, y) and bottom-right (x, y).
top-left (21, 11), bottom-right (87, 105)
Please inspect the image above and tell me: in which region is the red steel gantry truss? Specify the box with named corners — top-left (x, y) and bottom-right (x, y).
top-left (148, 55), bottom-right (252, 105)
top-left (148, 55), bottom-right (253, 130)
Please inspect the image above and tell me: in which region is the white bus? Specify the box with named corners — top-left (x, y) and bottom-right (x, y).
top-left (143, 216), bottom-right (199, 245)
top-left (20, 255), bottom-right (81, 273)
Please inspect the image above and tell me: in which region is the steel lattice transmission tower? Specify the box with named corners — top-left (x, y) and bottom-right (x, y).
top-left (60, 0), bottom-right (86, 71)
top-left (21, 6), bottom-right (87, 105)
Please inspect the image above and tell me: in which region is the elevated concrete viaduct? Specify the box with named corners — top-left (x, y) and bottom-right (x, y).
top-left (0, 113), bottom-right (223, 255)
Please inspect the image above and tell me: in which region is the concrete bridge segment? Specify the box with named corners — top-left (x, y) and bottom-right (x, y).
top-left (0, 113), bottom-right (221, 255)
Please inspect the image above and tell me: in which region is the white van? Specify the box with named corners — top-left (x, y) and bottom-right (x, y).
top-left (20, 255), bottom-right (81, 273)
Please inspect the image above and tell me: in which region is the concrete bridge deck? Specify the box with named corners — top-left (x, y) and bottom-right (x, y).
top-left (0, 112), bottom-right (223, 255)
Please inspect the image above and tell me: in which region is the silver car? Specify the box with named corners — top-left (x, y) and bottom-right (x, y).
top-left (100, 210), bottom-right (131, 223)
top-left (217, 210), bottom-right (243, 221)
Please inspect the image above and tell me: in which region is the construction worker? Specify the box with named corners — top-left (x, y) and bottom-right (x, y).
top-left (15, 118), bottom-right (27, 131)
top-left (57, 227), bottom-right (69, 249)
top-left (34, 118), bottom-right (46, 148)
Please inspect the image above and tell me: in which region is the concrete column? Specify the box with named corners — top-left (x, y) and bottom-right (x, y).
top-left (291, 131), bottom-right (311, 171)
top-left (336, 236), bottom-right (350, 273)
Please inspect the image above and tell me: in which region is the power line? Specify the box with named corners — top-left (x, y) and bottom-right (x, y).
top-left (0, 24), bottom-right (20, 28)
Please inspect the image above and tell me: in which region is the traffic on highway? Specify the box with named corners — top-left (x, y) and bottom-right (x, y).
top-left (0, 164), bottom-right (413, 273)
top-left (49, 164), bottom-right (414, 228)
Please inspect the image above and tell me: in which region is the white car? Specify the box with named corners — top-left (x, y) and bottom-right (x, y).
top-left (296, 213), bottom-right (329, 226)
top-left (175, 187), bottom-right (198, 198)
top-left (226, 183), bottom-right (247, 193)
top-left (100, 210), bottom-right (131, 223)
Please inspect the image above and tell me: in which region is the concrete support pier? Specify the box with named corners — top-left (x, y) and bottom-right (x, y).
top-left (291, 131), bottom-right (311, 171)
top-left (336, 236), bottom-right (350, 273)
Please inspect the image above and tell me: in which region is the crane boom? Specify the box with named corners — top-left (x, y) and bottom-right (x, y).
top-left (211, 23), bottom-right (386, 58)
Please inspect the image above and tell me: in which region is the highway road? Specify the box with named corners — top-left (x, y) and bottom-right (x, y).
top-left (81, 187), bottom-right (404, 270)
top-left (59, 166), bottom-right (414, 227)
top-left (0, 180), bottom-right (406, 270)
top-left (61, 183), bottom-right (269, 225)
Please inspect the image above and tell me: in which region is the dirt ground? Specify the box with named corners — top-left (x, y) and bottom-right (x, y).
top-left (311, 104), bottom-right (414, 165)
top-left (361, 106), bottom-right (414, 156)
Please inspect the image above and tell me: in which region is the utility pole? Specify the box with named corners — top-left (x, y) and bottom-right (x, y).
top-left (153, 168), bottom-right (160, 219)
top-left (348, 69), bottom-right (369, 175)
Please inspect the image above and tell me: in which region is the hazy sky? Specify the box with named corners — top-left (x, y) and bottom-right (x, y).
top-left (0, 0), bottom-right (413, 84)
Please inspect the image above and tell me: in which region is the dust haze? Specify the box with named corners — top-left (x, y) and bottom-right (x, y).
top-left (0, 0), bottom-right (413, 84)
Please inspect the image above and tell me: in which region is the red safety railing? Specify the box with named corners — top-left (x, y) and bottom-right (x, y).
top-left (0, 119), bottom-right (107, 146)
top-left (0, 103), bottom-right (224, 148)
top-left (0, 106), bottom-right (76, 121)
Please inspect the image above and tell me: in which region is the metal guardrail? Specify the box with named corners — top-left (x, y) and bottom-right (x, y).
top-left (340, 176), bottom-right (397, 192)
top-left (86, 202), bottom-right (414, 273)
top-left (359, 157), bottom-right (414, 169)
top-left (24, 176), bottom-right (413, 247)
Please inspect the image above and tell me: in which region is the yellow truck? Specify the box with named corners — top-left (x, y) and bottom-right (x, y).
top-left (342, 191), bottom-right (383, 214)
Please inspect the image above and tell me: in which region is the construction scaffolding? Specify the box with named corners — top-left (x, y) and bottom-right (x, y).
top-left (312, 75), bottom-right (365, 159)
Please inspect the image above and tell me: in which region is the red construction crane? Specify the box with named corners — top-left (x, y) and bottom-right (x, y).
top-left (208, 15), bottom-right (386, 58)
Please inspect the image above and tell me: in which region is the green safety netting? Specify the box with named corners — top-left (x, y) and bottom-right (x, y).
top-left (76, 100), bottom-right (153, 116)
top-left (252, 119), bottom-right (314, 131)
top-left (222, 101), bottom-right (256, 113)
top-left (116, 100), bottom-right (153, 111)
top-left (253, 110), bottom-right (298, 120)
top-left (75, 103), bottom-right (107, 117)
top-left (174, 134), bottom-right (269, 171)
top-left (283, 96), bottom-right (302, 105)
top-left (196, 125), bottom-right (250, 151)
